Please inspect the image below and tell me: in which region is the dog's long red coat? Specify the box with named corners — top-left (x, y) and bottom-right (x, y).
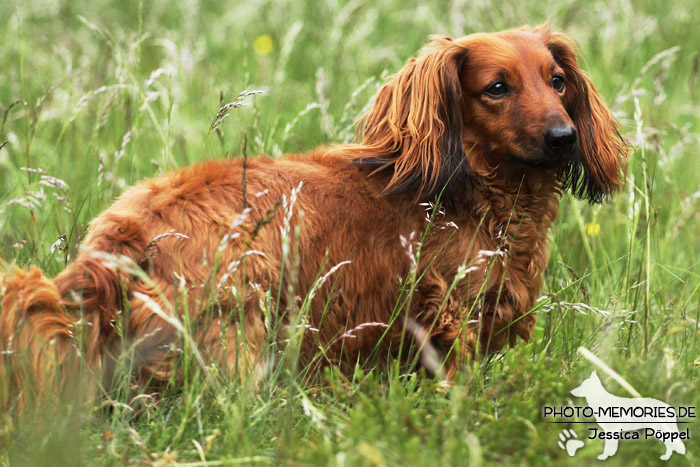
top-left (1, 26), bottom-right (627, 407)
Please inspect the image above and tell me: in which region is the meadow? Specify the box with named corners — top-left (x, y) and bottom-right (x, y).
top-left (1, 0), bottom-right (699, 465)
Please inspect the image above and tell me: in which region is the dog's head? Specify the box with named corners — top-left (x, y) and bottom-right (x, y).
top-left (354, 26), bottom-right (628, 207)
top-left (571, 370), bottom-right (603, 397)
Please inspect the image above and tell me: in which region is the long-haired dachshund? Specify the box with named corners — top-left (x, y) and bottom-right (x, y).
top-left (1, 25), bottom-right (627, 407)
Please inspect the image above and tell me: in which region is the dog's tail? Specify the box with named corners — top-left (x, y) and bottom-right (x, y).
top-left (0, 243), bottom-right (140, 410)
top-left (0, 266), bottom-right (91, 410)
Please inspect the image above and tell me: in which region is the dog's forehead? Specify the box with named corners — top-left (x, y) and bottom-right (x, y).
top-left (458, 31), bottom-right (557, 81)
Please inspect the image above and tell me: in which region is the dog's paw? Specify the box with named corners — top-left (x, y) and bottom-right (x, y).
top-left (557, 429), bottom-right (584, 457)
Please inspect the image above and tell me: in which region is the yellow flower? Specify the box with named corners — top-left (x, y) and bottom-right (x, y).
top-left (253, 34), bottom-right (274, 56)
top-left (585, 222), bottom-right (601, 237)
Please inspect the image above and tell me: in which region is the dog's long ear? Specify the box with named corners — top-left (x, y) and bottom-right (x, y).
top-left (351, 36), bottom-right (474, 208)
top-left (544, 30), bottom-right (629, 203)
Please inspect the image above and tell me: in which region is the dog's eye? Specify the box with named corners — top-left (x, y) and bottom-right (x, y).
top-left (552, 74), bottom-right (565, 92)
top-left (484, 81), bottom-right (510, 99)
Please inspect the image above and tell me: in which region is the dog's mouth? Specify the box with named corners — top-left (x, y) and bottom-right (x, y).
top-left (508, 151), bottom-right (576, 170)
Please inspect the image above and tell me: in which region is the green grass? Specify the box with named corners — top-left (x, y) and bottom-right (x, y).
top-left (1, 0), bottom-right (699, 465)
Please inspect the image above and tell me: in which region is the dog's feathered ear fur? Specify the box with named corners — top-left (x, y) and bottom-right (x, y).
top-left (350, 36), bottom-right (475, 209)
top-left (541, 28), bottom-right (629, 203)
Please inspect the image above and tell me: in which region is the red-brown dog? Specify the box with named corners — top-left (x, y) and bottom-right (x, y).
top-left (1, 25), bottom-right (627, 406)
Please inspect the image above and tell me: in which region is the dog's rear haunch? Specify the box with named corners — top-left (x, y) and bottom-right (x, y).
top-left (1, 25), bottom-right (627, 409)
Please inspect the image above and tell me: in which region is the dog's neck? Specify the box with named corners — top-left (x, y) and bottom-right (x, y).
top-left (461, 152), bottom-right (564, 239)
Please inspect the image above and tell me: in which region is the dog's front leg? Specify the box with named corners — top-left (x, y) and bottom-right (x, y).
top-left (598, 433), bottom-right (619, 460)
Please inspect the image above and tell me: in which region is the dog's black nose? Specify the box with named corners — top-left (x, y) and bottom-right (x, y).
top-left (544, 126), bottom-right (577, 155)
